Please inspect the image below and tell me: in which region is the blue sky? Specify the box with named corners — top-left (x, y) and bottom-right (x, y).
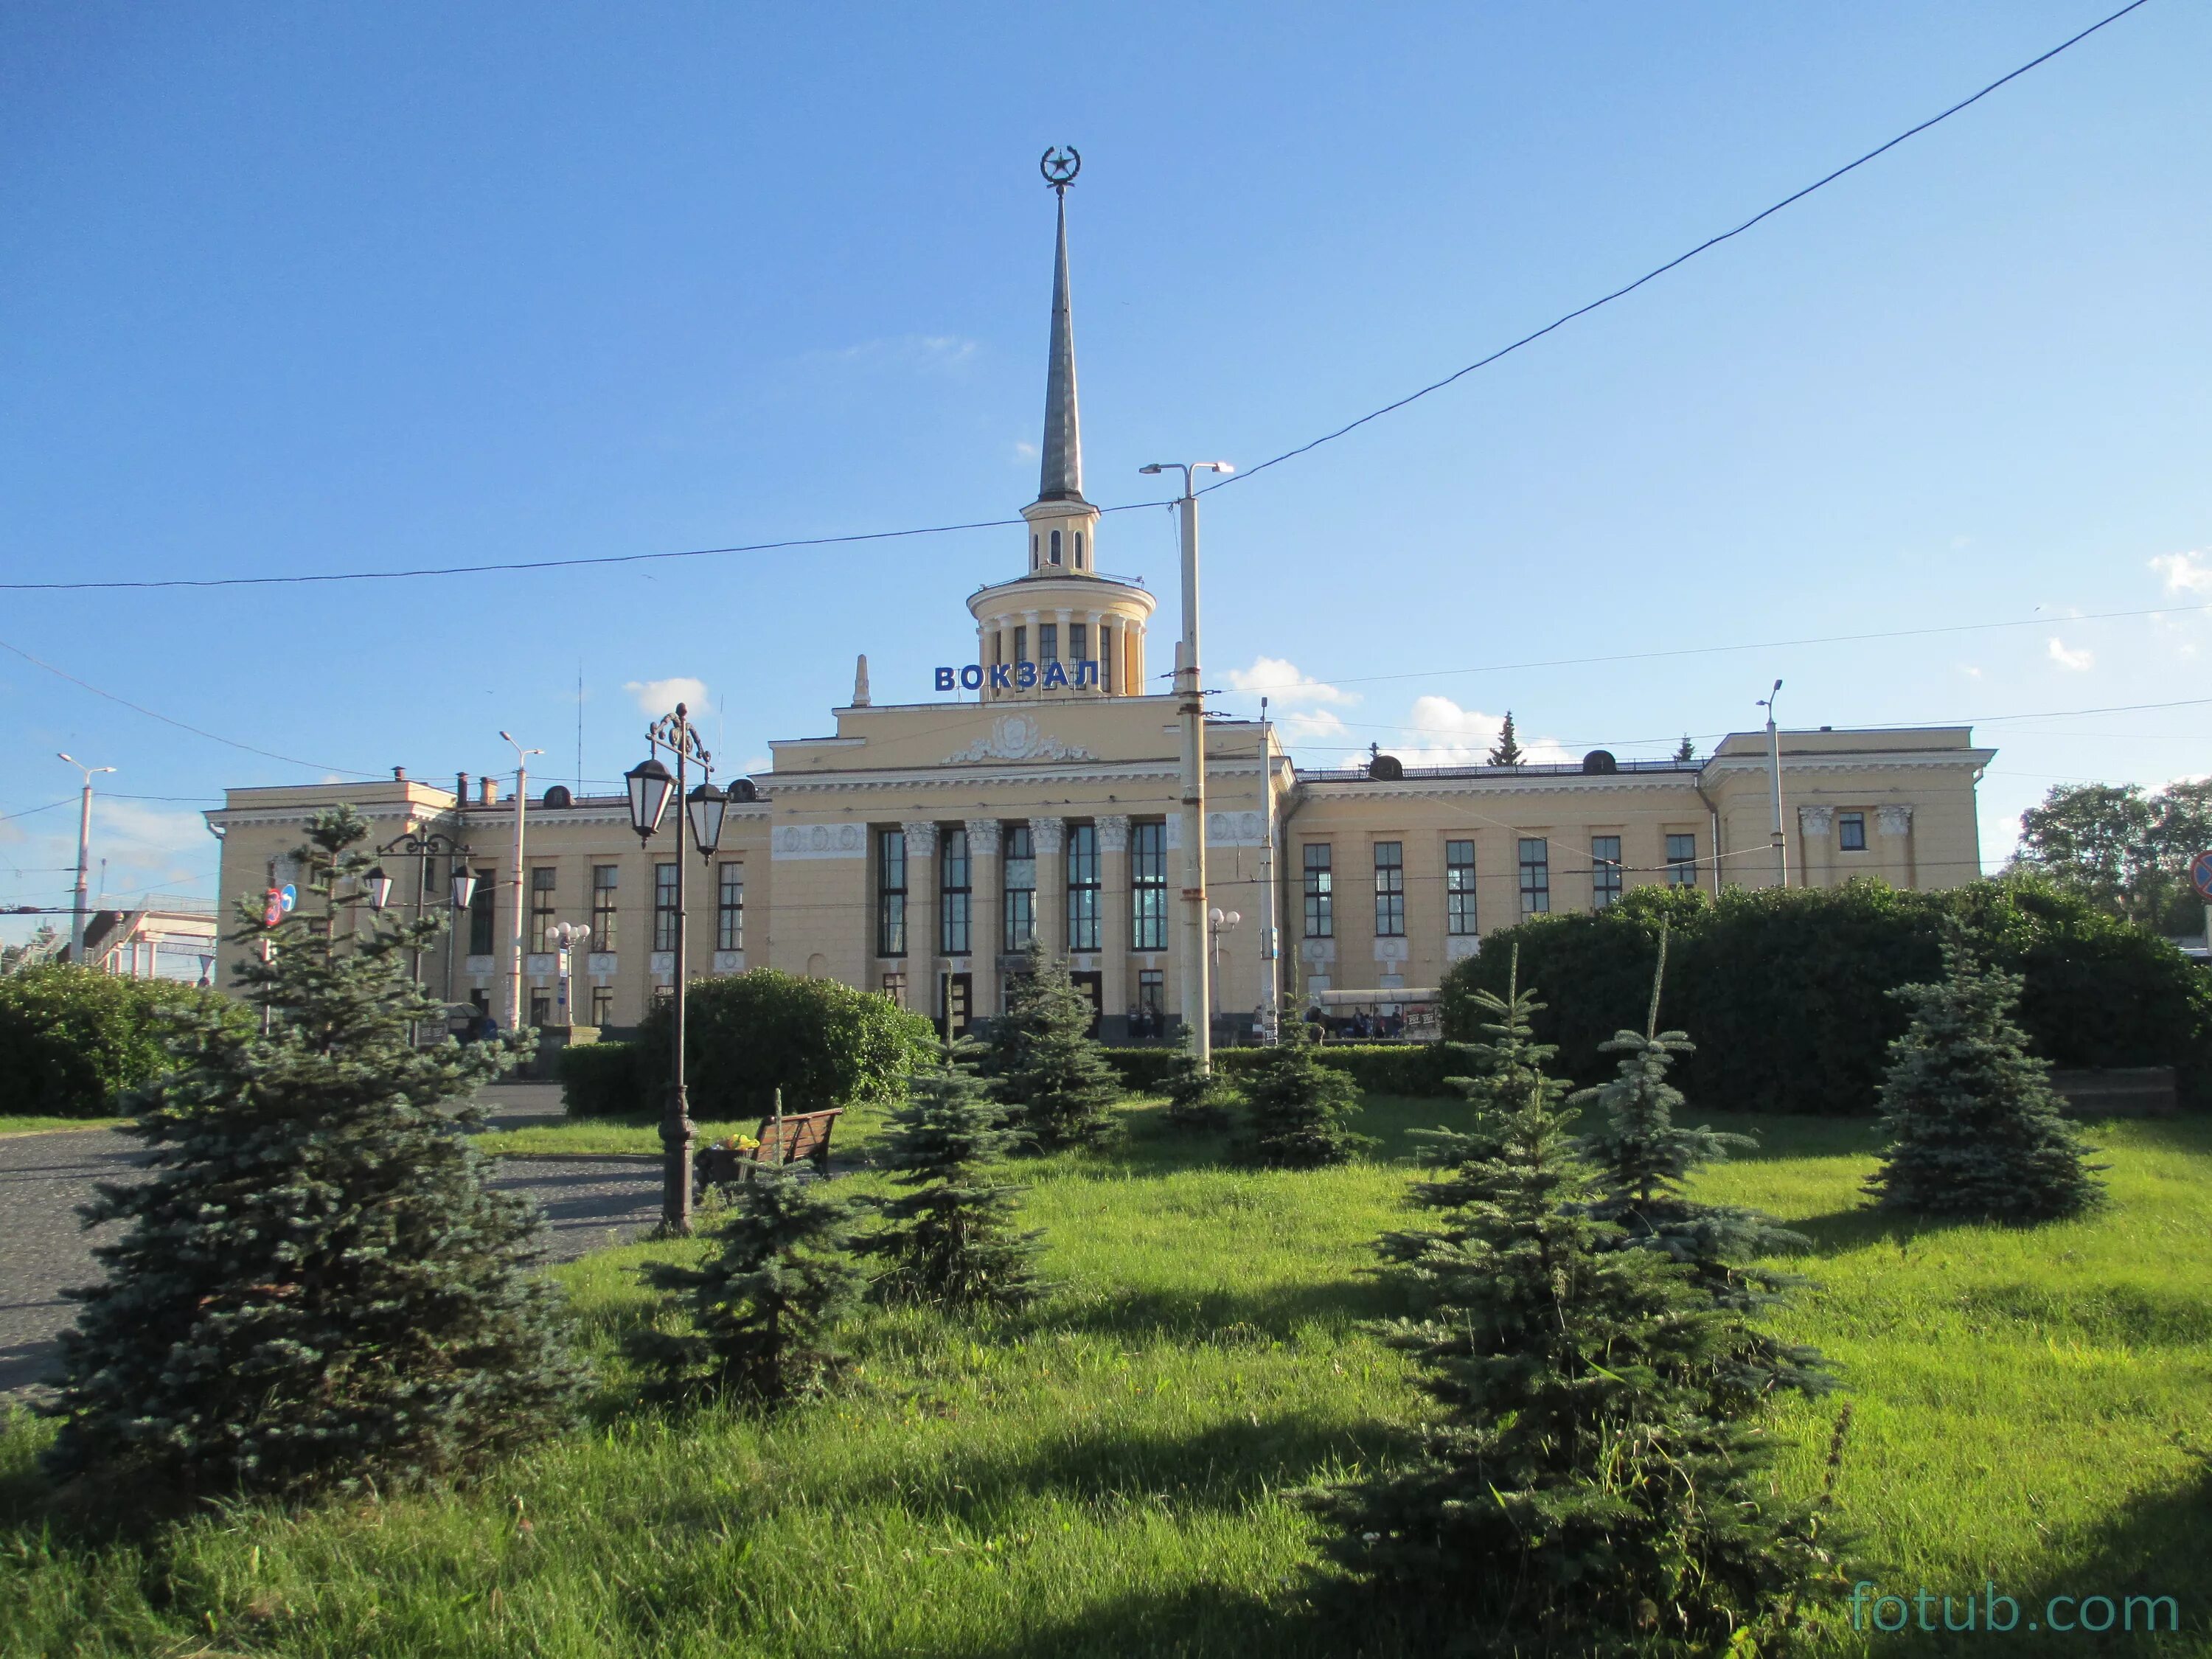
top-left (3, 1), bottom-right (2208, 936)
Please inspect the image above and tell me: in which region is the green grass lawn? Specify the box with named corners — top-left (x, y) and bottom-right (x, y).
top-left (0, 1115), bottom-right (127, 1138)
top-left (4, 1097), bottom-right (2208, 1657)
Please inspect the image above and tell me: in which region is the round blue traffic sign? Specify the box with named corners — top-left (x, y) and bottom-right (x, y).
top-left (279, 883), bottom-right (297, 913)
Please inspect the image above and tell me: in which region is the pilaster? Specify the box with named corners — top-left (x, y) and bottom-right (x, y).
top-left (966, 818), bottom-right (1003, 1016)
top-left (1097, 814), bottom-right (1130, 1017)
top-left (1032, 815), bottom-right (1067, 959)
top-left (900, 821), bottom-right (939, 998)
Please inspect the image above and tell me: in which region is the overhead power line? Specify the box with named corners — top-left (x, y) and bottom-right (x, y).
top-left (0, 635), bottom-right (378, 778)
top-left (0, 0), bottom-right (2154, 597)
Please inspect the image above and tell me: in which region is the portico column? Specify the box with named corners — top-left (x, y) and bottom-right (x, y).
top-left (1097, 814), bottom-right (1130, 1020)
top-left (1877, 804), bottom-right (1916, 888)
top-left (966, 819), bottom-right (1003, 1017)
top-left (1796, 805), bottom-right (1832, 891)
top-left (1032, 815), bottom-right (1067, 960)
top-left (901, 821), bottom-right (939, 1009)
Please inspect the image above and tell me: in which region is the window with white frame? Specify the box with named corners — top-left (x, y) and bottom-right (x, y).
top-left (1446, 839), bottom-right (1478, 935)
top-left (1517, 838), bottom-right (1550, 915)
top-left (1066, 822), bottom-right (1100, 950)
top-left (1590, 836), bottom-right (1622, 909)
top-left (877, 829), bottom-right (907, 958)
top-left (1373, 842), bottom-right (1405, 936)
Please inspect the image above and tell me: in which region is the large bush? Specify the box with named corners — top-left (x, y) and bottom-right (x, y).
top-left (0, 965), bottom-right (240, 1119)
top-left (1443, 877), bottom-right (2212, 1114)
top-left (636, 970), bottom-right (939, 1121)
top-left (557, 1040), bottom-right (660, 1117)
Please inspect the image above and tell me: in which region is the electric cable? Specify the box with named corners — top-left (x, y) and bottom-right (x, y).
top-left (0, 0), bottom-right (2153, 596)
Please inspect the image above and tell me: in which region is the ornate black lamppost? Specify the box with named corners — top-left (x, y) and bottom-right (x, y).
top-left (366, 830), bottom-right (476, 1042)
top-left (625, 702), bottom-right (726, 1237)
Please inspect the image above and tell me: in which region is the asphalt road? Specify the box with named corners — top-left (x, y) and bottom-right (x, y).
top-left (0, 1083), bottom-right (658, 1397)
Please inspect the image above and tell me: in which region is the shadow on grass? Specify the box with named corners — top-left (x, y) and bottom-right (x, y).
top-left (1831, 1461), bottom-right (2212, 1657)
top-left (1034, 1275), bottom-right (1403, 1346)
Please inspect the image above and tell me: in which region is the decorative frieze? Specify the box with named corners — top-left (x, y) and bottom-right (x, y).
top-left (771, 822), bottom-right (867, 860)
top-left (942, 714), bottom-right (1097, 765)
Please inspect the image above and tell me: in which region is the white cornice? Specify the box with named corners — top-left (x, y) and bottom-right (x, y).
top-left (1700, 749), bottom-right (1994, 779)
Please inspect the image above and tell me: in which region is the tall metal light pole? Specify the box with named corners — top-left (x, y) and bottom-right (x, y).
top-left (56, 754), bottom-right (114, 966)
top-left (625, 702), bottom-right (726, 1238)
top-left (1139, 459), bottom-right (1232, 1070)
top-left (1256, 695), bottom-right (1279, 1043)
top-left (1757, 681), bottom-right (1787, 888)
top-left (498, 731), bottom-right (543, 1030)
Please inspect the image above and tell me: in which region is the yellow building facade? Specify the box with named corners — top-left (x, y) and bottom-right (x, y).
top-left (206, 187), bottom-right (1994, 1040)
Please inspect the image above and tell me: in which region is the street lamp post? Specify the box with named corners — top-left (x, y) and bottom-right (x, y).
top-left (56, 754), bottom-right (115, 965)
top-left (498, 732), bottom-right (545, 1031)
top-left (1138, 459), bottom-right (1232, 1071)
top-left (1757, 680), bottom-right (1787, 888)
top-left (1207, 906), bottom-right (1241, 1023)
top-left (625, 701), bottom-right (726, 1237)
top-left (367, 829), bottom-right (473, 1041)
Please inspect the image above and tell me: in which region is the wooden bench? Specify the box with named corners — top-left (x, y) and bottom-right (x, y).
top-left (692, 1107), bottom-right (844, 1188)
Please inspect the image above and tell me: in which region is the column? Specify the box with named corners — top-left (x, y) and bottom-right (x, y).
top-left (1097, 813), bottom-right (1130, 1022)
top-left (966, 818), bottom-right (1002, 1017)
top-left (901, 821), bottom-right (939, 1010)
top-left (1032, 815), bottom-right (1067, 960)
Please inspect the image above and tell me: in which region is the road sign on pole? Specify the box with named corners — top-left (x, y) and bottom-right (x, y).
top-left (2191, 850), bottom-right (2212, 902)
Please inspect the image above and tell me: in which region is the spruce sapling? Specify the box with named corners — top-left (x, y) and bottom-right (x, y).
top-left (632, 1164), bottom-right (860, 1407)
top-left (44, 807), bottom-right (583, 1500)
top-left (857, 1063), bottom-right (1044, 1311)
top-left (1865, 931), bottom-right (2106, 1221)
top-left (1161, 1043), bottom-right (1238, 1130)
top-left (973, 939), bottom-right (1121, 1151)
top-left (1571, 925), bottom-right (1830, 1402)
top-left (1307, 951), bottom-right (1834, 1646)
top-left (1236, 1018), bottom-right (1370, 1169)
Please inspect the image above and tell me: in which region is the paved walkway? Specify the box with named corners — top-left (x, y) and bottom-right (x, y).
top-left (0, 1084), bottom-right (658, 1397)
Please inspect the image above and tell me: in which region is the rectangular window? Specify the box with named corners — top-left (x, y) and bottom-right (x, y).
top-left (1839, 811), bottom-right (1867, 852)
top-left (1065, 822), bottom-right (1101, 950)
top-left (1130, 821), bottom-right (1167, 951)
top-left (940, 828), bottom-right (972, 955)
top-left (1013, 625), bottom-right (1026, 664)
top-left (1518, 838), bottom-right (1551, 916)
top-left (1003, 824), bottom-right (1035, 952)
top-left (1446, 839), bottom-right (1478, 936)
top-left (1666, 833), bottom-right (1699, 887)
top-left (529, 866), bottom-right (557, 953)
top-left (1373, 841), bottom-right (1405, 936)
top-left (1099, 625), bottom-right (1113, 692)
top-left (717, 862), bottom-right (743, 952)
top-left (880, 970), bottom-right (907, 1009)
top-left (1039, 622), bottom-right (1059, 662)
top-left (588, 985), bottom-right (613, 1027)
top-left (653, 862), bottom-right (678, 952)
top-left (591, 863), bottom-right (619, 955)
top-left (1591, 836), bottom-right (1623, 910)
top-left (877, 829), bottom-right (908, 958)
top-left (1070, 622), bottom-right (1088, 669)
top-left (1138, 967), bottom-right (1164, 1015)
top-left (529, 990), bottom-right (551, 1028)
top-left (467, 869), bottom-right (496, 955)
top-left (1303, 844), bottom-right (1334, 938)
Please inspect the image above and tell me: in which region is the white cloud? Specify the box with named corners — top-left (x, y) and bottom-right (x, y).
top-left (1384, 696), bottom-right (1573, 768)
top-left (1012, 440), bottom-right (1037, 459)
top-left (625, 677), bottom-right (709, 718)
top-left (1279, 707), bottom-right (1349, 742)
top-left (94, 801), bottom-right (217, 872)
top-left (2150, 549), bottom-right (2212, 596)
top-left (2045, 638), bottom-right (2094, 672)
top-left (740, 754), bottom-right (771, 776)
top-left (820, 334), bottom-right (978, 372)
top-left (1956, 664), bottom-right (1983, 678)
top-left (1222, 656), bottom-right (1355, 706)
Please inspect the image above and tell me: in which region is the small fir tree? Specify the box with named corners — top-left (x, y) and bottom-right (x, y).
top-left (632, 1164), bottom-right (860, 1406)
top-left (1236, 1020), bottom-right (1369, 1168)
top-left (1571, 927), bottom-right (1830, 1402)
top-left (856, 1063), bottom-right (1044, 1311)
top-left (1486, 711), bottom-right (1526, 767)
top-left (1161, 1043), bottom-right (1238, 1131)
top-left (973, 939), bottom-right (1121, 1150)
top-left (44, 807), bottom-right (583, 1500)
top-left (1309, 953), bottom-right (1832, 1646)
top-left (1865, 933), bottom-right (2106, 1221)
top-left (1673, 733), bottom-right (1697, 762)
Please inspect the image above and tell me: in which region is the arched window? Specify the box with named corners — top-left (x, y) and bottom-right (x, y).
top-left (1049, 529), bottom-right (1062, 564)
top-left (1074, 530), bottom-right (1085, 568)
top-left (1030, 533), bottom-right (1038, 567)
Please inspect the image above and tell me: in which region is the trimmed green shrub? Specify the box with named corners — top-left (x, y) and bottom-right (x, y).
top-left (1101, 1048), bottom-right (1184, 1093)
top-left (1444, 877), bottom-right (2212, 1114)
top-left (558, 1040), bottom-right (658, 1118)
top-left (637, 970), bottom-right (939, 1121)
top-left (0, 965), bottom-right (240, 1119)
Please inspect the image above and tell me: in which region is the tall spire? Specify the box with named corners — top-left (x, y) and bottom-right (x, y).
top-left (1037, 159), bottom-right (1084, 504)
